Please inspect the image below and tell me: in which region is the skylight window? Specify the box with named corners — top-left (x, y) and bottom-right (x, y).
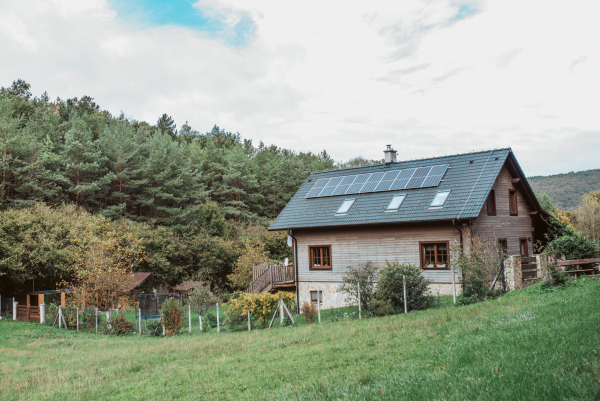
top-left (385, 195), bottom-right (406, 211)
top-left (430, 191), bottom-right (451, 207)
top-left (336, 199), bottom-right (356, 214)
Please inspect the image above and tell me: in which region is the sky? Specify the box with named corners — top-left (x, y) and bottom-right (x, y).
top-left (0, 0), bottom-right (599, 176)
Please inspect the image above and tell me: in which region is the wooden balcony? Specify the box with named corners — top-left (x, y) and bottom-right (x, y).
top-left (246, 264), bottom-right (295, 294)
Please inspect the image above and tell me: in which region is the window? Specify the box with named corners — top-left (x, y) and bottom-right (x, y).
top-left (336, 199), bottom-right (355, 215)
top-left (487, 190), bottom-right (496, 216)
top-left (420, 242), bottom-right (449, 269)
top-left (430, 191), bottom-right (451, 207)
top-left (509, 190), bottom-right (518, 216)
top-left (309, 246), bottom-right (332, 269)
top-left (385, 194), bottom-right (406, 211)
top-left (498, 238), bottom-right (508, 254)
top-left (310, 291), bottom-right (323, 306)
top-left (520, 238), bottom-right (528, 256)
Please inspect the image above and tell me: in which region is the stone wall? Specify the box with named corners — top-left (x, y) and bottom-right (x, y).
top-left (503, 254), bottom-right (549, 291)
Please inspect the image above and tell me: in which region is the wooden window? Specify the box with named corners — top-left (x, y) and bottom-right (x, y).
top-left (310, 291), bottom-right (323, 305)
top-left (309, 246), bottom-right (332, 270)
top-left (487, 190), bottom-right (496, 216)
top-left (520, 238), bottom-right (528, 257)
top-left (509, 190), bottom-right (518, 216)
top-left (420, 242), bottom-right (449, 269)
top-left (498, 238), bottom-right (508, 254)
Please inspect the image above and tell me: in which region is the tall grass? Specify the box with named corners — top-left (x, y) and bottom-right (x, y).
top-left (1, 279), bottom-right (599, 400)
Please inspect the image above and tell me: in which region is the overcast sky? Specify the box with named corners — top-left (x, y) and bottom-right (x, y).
top-left (0, 0), bottom-right (598, 176)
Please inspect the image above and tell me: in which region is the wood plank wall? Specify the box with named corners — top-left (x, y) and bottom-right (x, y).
top-left (473, 166), bottom-right (534, 256)
top-left (294, 223), bottom-right (460, 284)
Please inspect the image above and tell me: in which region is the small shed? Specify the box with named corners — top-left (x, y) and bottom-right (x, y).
top-left (173, 280), bottom-right (207, 293)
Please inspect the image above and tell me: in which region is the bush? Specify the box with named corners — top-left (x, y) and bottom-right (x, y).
top-left (373, 262), bottom-right (432, 314)
top-left (546, 234), bottom-right (597, 260)
top-left (105, 314), bottom-right (133, 335)
top-left (300, 302), bottom-right (317, 324)
top-left (224, 291), bottom-right (295, 329)
top-left (548, 263), bottom-right (567, 287)
top-left (339, 261), bottom-right (379, 311)
top-left (456, 294), bottom-right (479, 306)
top-left (160, 298), bottom-right (184, 336)
top-left (145, 320), bottom-right (162, 336)
top-left (45, 304), bottom-right (97, 331)
top-left (370, 298), bottom-right (394, 316)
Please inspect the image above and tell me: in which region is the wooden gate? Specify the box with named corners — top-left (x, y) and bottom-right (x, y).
top-left (521, 257), bottom-right (537, 278)
top-left (16, 305), bottom-right (40, 322)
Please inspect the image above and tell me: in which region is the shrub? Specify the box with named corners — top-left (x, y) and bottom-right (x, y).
top-left (300, 301), bottom-right (317, 324)
top-left (370, 298), bottom-right (394, 316)
top-left (546, 234), bottom-right (597, 261)
top-left (339, 261), bottom-right (379, 311)
top-left (548, 263), bottom-right (567, 287)
top-left (145, 320), bottom-right (163, 336)
top-left (224, 291), bottom-right (295, 329)
top-left (456, 294), bottom-right (479, 306)
top-left (373, 262), bottom-right (432, 314)
top-left (160, 298), bottom-right (184, 336)
top-left (105, 314), bottom-right (133, 335)
top-left (205, 313), bottom-right (217, 328)
top-left (45, 304), bottom-right (97, 331)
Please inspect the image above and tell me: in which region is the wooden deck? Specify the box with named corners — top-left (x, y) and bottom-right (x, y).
top-left (246, 264), bottom-right (295, 293)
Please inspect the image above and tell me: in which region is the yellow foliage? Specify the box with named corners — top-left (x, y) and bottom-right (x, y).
top-left (224, 291), bottom-right (295, 328)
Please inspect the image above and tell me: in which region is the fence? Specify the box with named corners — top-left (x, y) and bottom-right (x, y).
top-left (0, 295), bottom-right (14, 318)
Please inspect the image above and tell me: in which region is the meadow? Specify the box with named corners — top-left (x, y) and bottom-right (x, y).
top-left (1, 279), bottom-right (599, 400)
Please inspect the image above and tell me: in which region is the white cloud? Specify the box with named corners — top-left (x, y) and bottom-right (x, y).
top-left (0, 0), bottom-right (599, 176)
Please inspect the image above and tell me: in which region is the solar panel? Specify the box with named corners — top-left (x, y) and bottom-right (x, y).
top-left (389, 168), bottom-right (416, 190)
top-left (406, 167), bottom-right (431, 188)
top-left (346, 174), bottom-right (370, 194)
top-left (359, 172), bottom-right (385, 193)
top-left (305, 178), bottom-right (330, 198)
top-left (332, 175), bottom-right (357, 195)
top-left (374, 170), bottom-right (400, 192)
top-left (305, 164), bottom-right (448, 198)
top-left (421, 164), bottom-right (449, 187)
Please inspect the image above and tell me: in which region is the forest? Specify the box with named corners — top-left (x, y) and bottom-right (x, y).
top-left (529, 169), bottom-right (600, 210)
top-left (0, 79), bottom-right (353, 297)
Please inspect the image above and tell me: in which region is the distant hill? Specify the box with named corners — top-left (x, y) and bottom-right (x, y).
top-left (528, 169), bottom-right (600, 210)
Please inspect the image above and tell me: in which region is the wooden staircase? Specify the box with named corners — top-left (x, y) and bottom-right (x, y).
top-left (245, 264), bottom-right (295, 293)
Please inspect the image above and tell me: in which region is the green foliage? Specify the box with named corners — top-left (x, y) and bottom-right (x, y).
top-left (548, 263), bottom-right (567, 287)
top-left (529, 169), bottom-right (600, 210)
top-left (373, 262), bottom-right (432, 314)
top-left (339, 261), bottom-right (379, 311)
top-left (145, 320), bottom-right (163, 336)
top-left (160, 298), bottom-right (184, 336)
top-left (105, 314), bottom-right (134, 336)
top-left (546, 233), bottom-right (597, 260)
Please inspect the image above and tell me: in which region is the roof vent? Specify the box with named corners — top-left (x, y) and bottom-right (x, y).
top-left (384, 145), bottom-right (397, 163)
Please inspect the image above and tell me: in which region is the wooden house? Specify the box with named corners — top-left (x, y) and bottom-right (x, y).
top-left (250, 147), bottom-right (550, 310)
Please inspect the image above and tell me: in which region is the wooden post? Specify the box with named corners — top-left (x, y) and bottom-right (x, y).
top-left (403, 275), bottom-right (408, 314)
top-left (317, 292), bottom-right (321, 323)
top-left (188, 305), bottom-right (192, 335)
top-left (279, 294), bottom-right (284, 325)
top-left (139, 308), bottom-right (142, 336)
top-left (247, 310), bottom-right (251, 331)
top-left (13, 299), bottom-right (17, 321)
top-left (76, 307), bottom-right (79, 331)
top-left (216, 303), bottom-right (220, 333)
top-left (357, 283), bottom-right (362, 319)
top-left (60, 292), bottom-right (66, 308)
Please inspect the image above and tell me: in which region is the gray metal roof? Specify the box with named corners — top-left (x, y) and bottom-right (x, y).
top-left (269, 148), bottom-right (545, 231)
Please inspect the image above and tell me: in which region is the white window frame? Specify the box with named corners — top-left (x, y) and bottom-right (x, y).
top-left (336, 198), bottom-right (356, 215)
top-left (430, 190), bottom-right (451, 207)
top-left (385, 194), bottom-right (406, 212)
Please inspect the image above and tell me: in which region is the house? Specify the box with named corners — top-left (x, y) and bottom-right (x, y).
top-left (258, 147), bottom-right (549, 310)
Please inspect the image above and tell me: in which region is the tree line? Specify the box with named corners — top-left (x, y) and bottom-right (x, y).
top-left (0, 79), bottom-right (346, 297)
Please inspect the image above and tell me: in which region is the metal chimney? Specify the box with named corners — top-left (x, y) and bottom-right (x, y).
top-left (384, 144), bottom-right (397, 163)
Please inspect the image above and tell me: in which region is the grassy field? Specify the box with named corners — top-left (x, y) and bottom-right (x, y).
top-left (1, 280), bottom-right (599, 400)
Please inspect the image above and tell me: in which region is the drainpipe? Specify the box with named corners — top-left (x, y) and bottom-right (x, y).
top-left (452, 219), bottom-right (463, 250)
top-left (288, 229), bottom-right (300, 313)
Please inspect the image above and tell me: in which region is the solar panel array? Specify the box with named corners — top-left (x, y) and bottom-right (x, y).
top-left (306, 164), bottom-right (449, 198)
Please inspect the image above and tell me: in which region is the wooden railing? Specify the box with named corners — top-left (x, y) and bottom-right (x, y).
top-left (16, 305), bottom-right (40, 322)
top-left (246, 264), bottom-right (295, 293)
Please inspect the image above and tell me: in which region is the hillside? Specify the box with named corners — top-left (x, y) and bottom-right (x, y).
top-left (1, 280), bottom-right (599, 400)
top-left (528, 169), bottom-right (600, 210)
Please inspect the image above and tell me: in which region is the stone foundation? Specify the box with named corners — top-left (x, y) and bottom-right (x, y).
top-left (299, 281), bottom-right (462, 310)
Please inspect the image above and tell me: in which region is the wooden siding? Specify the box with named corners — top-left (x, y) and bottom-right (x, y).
top-left (294, 223), bottom-right (460, 284)
top-left (473, 165), bottom-right (533, 255)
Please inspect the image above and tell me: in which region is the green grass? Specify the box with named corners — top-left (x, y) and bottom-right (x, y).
top-left (1, 280), bottom-right (600, 400)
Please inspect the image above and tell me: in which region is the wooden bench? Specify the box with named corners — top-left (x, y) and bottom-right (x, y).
top-left (563, 268), bottom-right (599, 279)
top-left (554, 258), bottom-right (600, 279)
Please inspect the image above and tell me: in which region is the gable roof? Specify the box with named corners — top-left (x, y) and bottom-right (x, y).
top-left (269, 148), bottom-right (548, 231)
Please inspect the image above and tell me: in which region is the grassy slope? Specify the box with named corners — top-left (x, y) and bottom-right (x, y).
top-left (1, 280), bottom-right (599, 400)
top-left (528, 168), bottom-right (600, 210)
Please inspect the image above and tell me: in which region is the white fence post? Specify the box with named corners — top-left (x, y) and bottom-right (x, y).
top-left (40, 304), bottom-right (45, 324)
top-left (317, 293), bottom-right (321, 323)
top-left (403, 275), bottom-right (408, 314)
top-left (279, 295), bottom-right (284, 325)
top-left (357, 283), bottom-right (362, 319)
top-left (58, 306), bottom-right (62, 328)
top-left (199, 314), bottom-right (202, 332)
top-left (13, 298), bottom-right (17, 321)
top-left (216, 303), bottom-right (220, 333)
